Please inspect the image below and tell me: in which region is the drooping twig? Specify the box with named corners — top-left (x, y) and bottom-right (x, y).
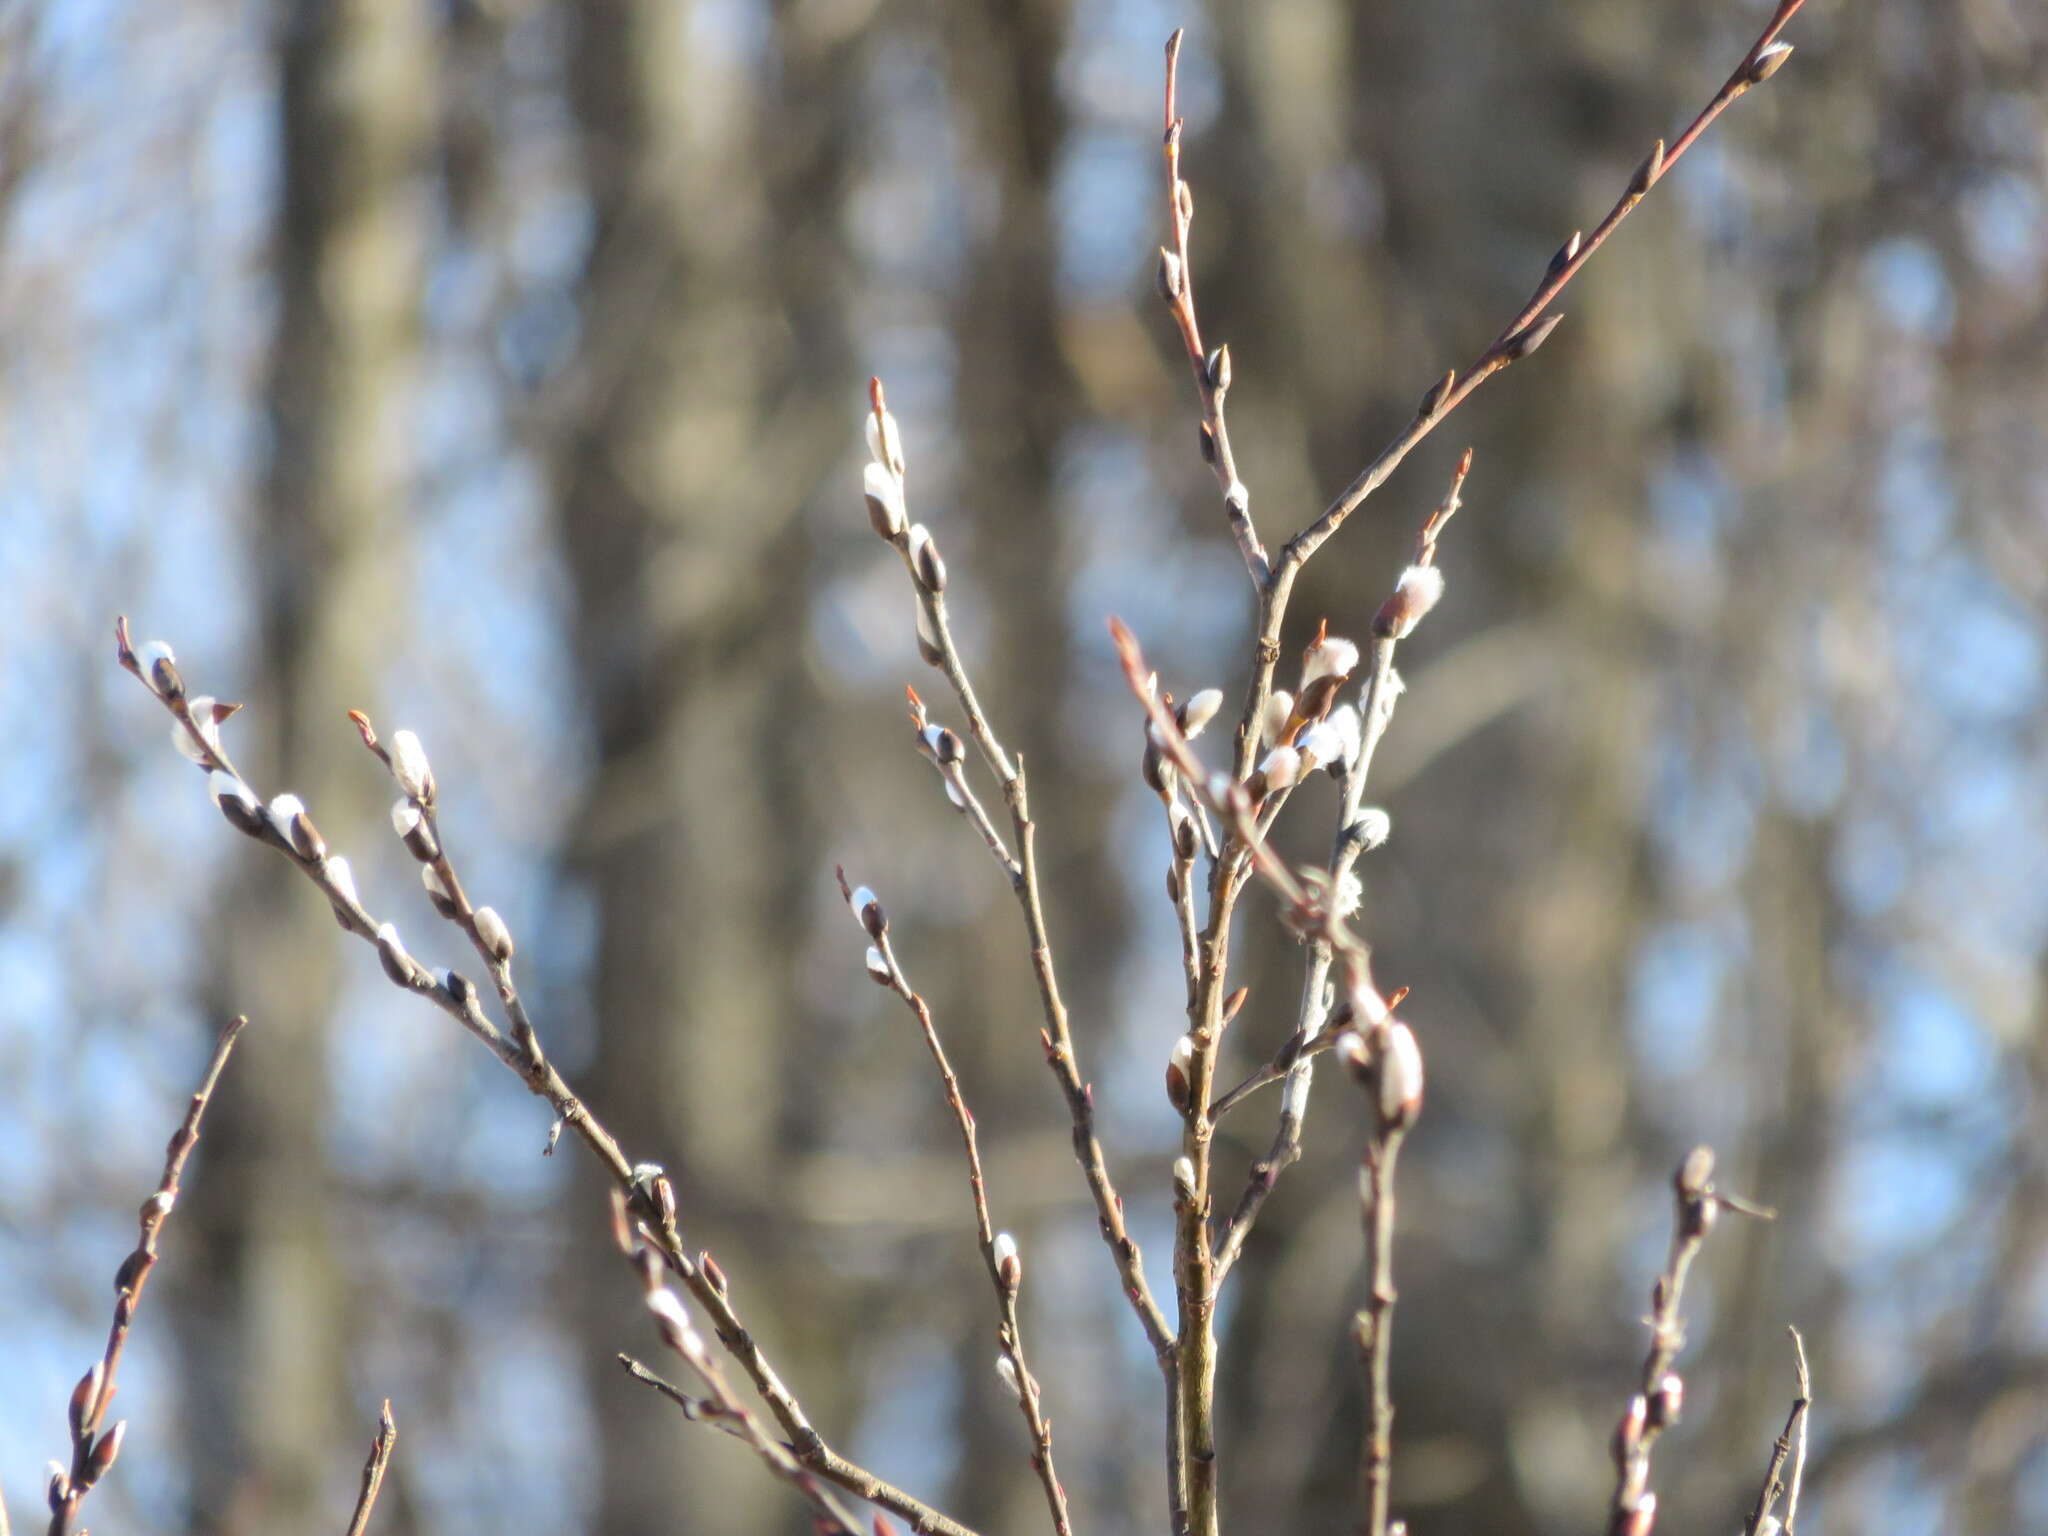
top-left (46, 1013), bottom-right (248, 1536)
top-left (342, 1401), bottom-right (397, 1536)
top-left (1746, 1327), bottom-right (1813, 1536)
top-left (1607, 1147), bottom-right (1776, 1536)
top-left (838, 870), bottom-right (1073, 1536)
top-left (612, 1197), bottom-right (869, 1535)
top-left (113, 621), bottom-right (979, 1536)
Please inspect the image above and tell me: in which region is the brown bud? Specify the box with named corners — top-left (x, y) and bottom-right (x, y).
top-left (1155, 248), bottom-right (1184, 301)
top-left (1205, 344), bottom-right (1232, 394)
top-left (1613, 1393), bottom-right (1647, 1464)
top-left (1547, 230), bottom-right (1583, 279)
top-left (1198, 421), bottom-right (1217, 464)
top-left (1746, 41), bottom-right (1794, 84)
top-left (1647, 1371), bottom-right (1683, 1431)
top-left (908, 525), bottom-right (947, 593)
top-left (1416, 370), bottom-right (1456, 419)
top-left (1628, 139), bottom-right (1665, 198)
top-left (86, 1418), bottom-right (127, 1484)
top-left (70, 1361), bottom-right (104, 1439)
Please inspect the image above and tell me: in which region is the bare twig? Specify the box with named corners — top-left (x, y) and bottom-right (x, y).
top-left (342, 1401), bottom-right (397, 1536)
top-left (46, 1013), bottom-right (248, 1536)
top-left (838, 871), bottom-right (1073, 1536)
top-left (1746, 1327), bottom-right (1813, 1536)
top-left (114, 620), bottom-right (978, 1536)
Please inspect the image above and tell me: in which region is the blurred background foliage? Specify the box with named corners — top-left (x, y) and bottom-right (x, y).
top-left (2, 0), bottom-right (2045, 1532)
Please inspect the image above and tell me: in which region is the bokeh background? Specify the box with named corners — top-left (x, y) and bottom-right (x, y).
top-left (3, 0), bottom-right (2045, 1532)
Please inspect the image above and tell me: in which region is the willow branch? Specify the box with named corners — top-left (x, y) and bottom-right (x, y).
top-left (114, 620), bottom-right (978, 1536)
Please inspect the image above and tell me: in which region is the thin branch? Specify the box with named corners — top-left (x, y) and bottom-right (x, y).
top-left (113, 620), bottom-right (978, 1536)
top-left (1192, 4), bottom-right (1810, 946)
top-left (861, 385), bottom-right (1176, 1365)
top-left (45, 1012), bottom-right (247, 1536)
top-left (342, 1402), bottom-right (397, 1536)
top-left (1607, 1148), bottom-right (1776, 1536)
top-left (1355, 1121), bottom-right (1410, 1536)
top-left (1160, 28), bottom-right (1266, 584)
top-left (616, 1213), bottom-right (869, 1535)
top-left (1746, 1327), bottom-right (1814, 1536)
top-left (1215, 455), bottom-right (1468, 1284)
top-left (839, 871), bottom-right (1073, 1536)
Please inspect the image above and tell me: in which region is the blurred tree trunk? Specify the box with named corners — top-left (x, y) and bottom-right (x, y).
top-left (180, 1), bottom-right (430, 1530)
top-left (554, 3), bottom-right (859, 1531)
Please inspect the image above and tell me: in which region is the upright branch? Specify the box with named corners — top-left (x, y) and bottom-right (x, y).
top-left (860, 383), bottom-right (1176, 1369)
top-left (1159, 28), bottom-right (1266, 584)
top-left (45, 1014), bottom-right (248, 1536)
top-left (342, 1402), bottom-right (398, 1536)
top-left (838, 871), bottom-right (1074, 1536)
top-left (1745, 1327), bottom-right (1813, 1536)
top-left (1334, 1012), bottom-right (1425, 1536)
top-left (113, 621), bottom-right (980, 1536)
top-left (1607, 1147), bottom-right (1777, 1536)
top-left (1213, 451), bottom-right (1469, 1286)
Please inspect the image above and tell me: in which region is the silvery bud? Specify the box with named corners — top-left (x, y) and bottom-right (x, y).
top-left (865, 407), bottom-right (906, 478)
top-left (391, 798), bottom-right (439, 861)
top-left (865, 945), bottom-right (889, 983)
top-left (208, 771), bottom-right (265, 839)
top-left (1256, 745), bottom-right (1301, 795)
top-left (422, 863), bottom-right (459, 918)
top-left (269, 793), bottom-right (326, 862)
top-left (1378, 1022), bottom-right (1424, 1131)
top-left (995, 1355), bottom-right (1024, 1403)
top-left (1373, 564), bottom-right (1446, 640)
top-left (326, 854), bottom-right (360, 910)
top-left (863, 461), bottom-right (907, 540)
top-left (1178, 688), bottom-right (1223, 739)
top-left (1262, 690), bottom-right (1295, 746)
top-left (906, 523), bottom-right (946, 592)
top-left (1173, 1155), bottom-right (1197, 1202)
top-left (388, 730), bottom-right (435, 805)
top-left (1166, 1034), bottom-right (1195, 1112)
top-left (473, 905), bottom-right (514, 964)
top-left (847, 884), bottom-right (887, 940)
top-left (137, 640), bottom-right (183, 701)
top-left (1301, 633), bottom-right (1360, 689)
top-left (375, 923), bottom-right (416, 987)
